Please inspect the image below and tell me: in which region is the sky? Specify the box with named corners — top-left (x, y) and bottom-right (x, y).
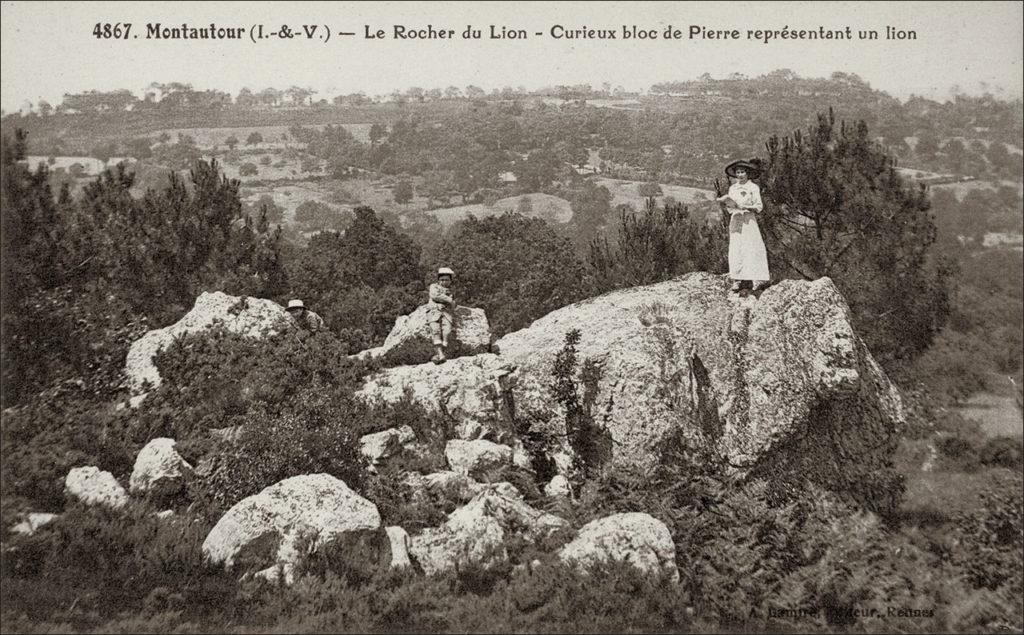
top-left (1, 1), bottom-right (1022, 112)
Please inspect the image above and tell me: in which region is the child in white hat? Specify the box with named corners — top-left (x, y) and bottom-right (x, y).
top-left (428, 268), bottom-right (456, 363)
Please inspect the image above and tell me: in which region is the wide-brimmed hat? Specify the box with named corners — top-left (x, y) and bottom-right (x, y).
top-left (725, 159), bottom-right (761, 179)
top-left (286, 299), bottom-right (305, 311)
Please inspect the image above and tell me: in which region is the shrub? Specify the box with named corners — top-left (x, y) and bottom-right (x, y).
top-left (939, 435), bottom-right (981, 472)
top-left (191, 383), bottom-right (370, 518)
top-left (951, 472), bottom-right (1024, 595)
top-left (1, 385), bottom-right (136, 510)
top-left (979, 436), bottom-right (1023, 470)
top-left (0, 505), bottom-right (239, 631)
top-left (550, 329), bottom-right (612, 484)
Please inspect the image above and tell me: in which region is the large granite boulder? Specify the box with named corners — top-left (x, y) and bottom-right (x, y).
top-left (202, 474), bottom-right (387, 582)
top-left (125, 292), bottom-right (288, 395)
top-left (559, 512), bottom-right (679, 582)
top-left (358, 304), bottom-right (492, 366)
top-left (355, 273), bottom-right (904, 501)
top-left (498, 273), bottom-right (905, 490)
top-left (409, 488), bottom-right (569, 576)
top-left (65, 466), bottom-right (128, 509)
top-left (129, 438), bottom-right (193, 498)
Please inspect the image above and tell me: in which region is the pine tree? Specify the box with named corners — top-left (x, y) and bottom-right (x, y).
top-left (760, 109), bottom-right (952, 366)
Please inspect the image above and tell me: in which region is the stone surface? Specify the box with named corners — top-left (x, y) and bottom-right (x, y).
top-left (409, 489), bottom-right (569, 576)
top-left (65, 466), bottom-right (128, 509)
top-left (129, 438), bottom-right (193, 498)
top-left (559, 512), bottom-right (679, 582)
top-left (405, 471), bottom-right (524, 504)
top-left (544, 475), bottom-right (571, 498)
top-left (359, 304), bottom-right (492, 366)
top-left (445, 439), bottom-right (513, 478)
top-left (125, 291), bottom-right (288, 395)
top-left (202, 474), bottom-right (384, 578)
top-left (356, 355), bottom-right (517, 441)
top-left (359, 428), bottom-right (403, 466)
top-left (360, 273), bottom-right (904, 500)
top-left (386, 526), bottom-right (412, 569)
top-left (396, 424), bottom-right (417, 445)
top-left (10, 513), bottom-right (59, 536)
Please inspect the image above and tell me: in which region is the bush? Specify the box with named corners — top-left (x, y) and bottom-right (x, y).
top-left (191, 383), bottom-right (370, 518)
top-left (952, 472), bottom-right (1024, 595)
top-left (980, 436), bottom-right (1023, 469)
top-left (939, 435), bottom-right (981, 472)
top-left (1, 386), bottom-right (137, 510)
top-left (0, 505), bottom-right (239, 631)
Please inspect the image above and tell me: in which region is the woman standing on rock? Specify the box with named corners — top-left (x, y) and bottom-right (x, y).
top-left (717, 159), bottom-right (770, 293)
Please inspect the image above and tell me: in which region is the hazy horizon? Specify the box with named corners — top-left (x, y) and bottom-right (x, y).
top-left (2, 0), bottom-right (1023, 113)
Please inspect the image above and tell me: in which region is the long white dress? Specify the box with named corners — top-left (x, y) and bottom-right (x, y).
top-left (727, 181), bottom-right (770, 281)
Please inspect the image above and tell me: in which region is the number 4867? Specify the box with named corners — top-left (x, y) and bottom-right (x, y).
top-left (93, 23), bottom-right (132, 39)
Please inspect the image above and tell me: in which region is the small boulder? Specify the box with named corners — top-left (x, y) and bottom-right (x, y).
top-left (363, 304), bottom-right (492, 366)
top-left (65, 466), bottom-right (128, 509)
top-left (359, 428), bottom-right (404, 466)
top-left (129, 438), bottom-right (193, 498)
top-left (409, 489), bottom-right (568, 576)
top-left (396, 424), bottom-right (416, 445)
top-left (559, 512), bottom-right (678, 583)
top-left (10, 513), bottom-right (59, 536)
top-left (445, 439), bottom-right (512, 479)
top-left (202, 474), bottom-right (384, 580)
top-left (544, 475), bottom-right (571, 498)
top-left (386, 526), bottom-right (412, 569)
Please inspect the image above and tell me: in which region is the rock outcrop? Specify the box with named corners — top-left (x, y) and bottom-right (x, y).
top-left (65, 466), bottom-right (129, 509)
top-left (129, 438), bottom-right (193, 498)
top-left (202, 474), bottom-right (386, 579)
top-left (559, 512), bottom-right (678, 582)
top-left (409, 488), bottom-right (569, 576)
top-left (356, 354), bottom-right (517, 441)
top-left (356, 273), bottom-right (905, 498)
top-left (125, 292), bottom-right (288, 395)
top-left (358, 304), bottom-right (492, 366)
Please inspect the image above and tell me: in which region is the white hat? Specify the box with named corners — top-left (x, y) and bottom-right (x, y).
top-left (286, 299), bottom-right (305, 310)
top-left (438, 267), bottom-right (455, 277)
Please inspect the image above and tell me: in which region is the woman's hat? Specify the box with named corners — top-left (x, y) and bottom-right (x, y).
top-left (725, 159), bottom-right (761, 179)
